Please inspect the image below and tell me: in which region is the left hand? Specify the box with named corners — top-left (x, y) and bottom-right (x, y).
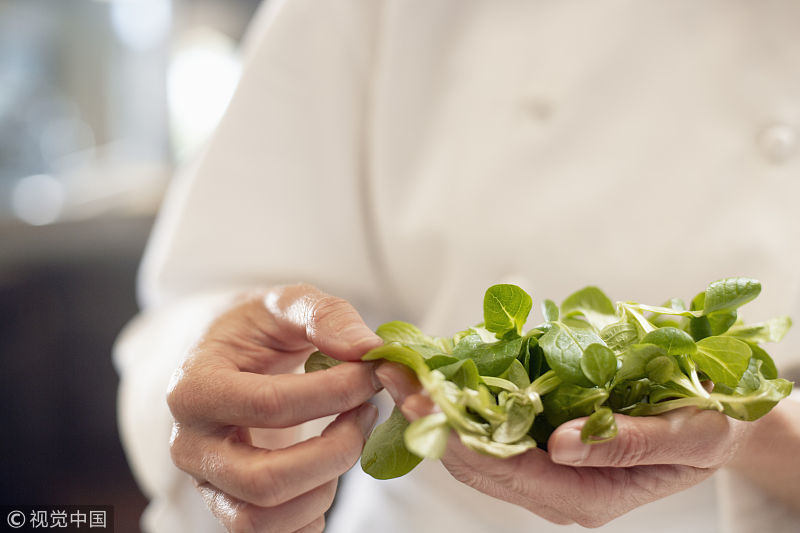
top-left (376, 362), bottom-right (753, 527)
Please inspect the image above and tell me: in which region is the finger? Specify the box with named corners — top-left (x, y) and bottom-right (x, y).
top-left (198, 480), bottom-right (336, 533)
top-left (443, 430), bottom-right (708, 527)
top-left (264, 284), bottom-right (383, 361)
top-left (168, 359), bottom-right (382, 427)
top-left (172, 404), bottom-right (377, 507)
top-left (375, 362), bottom-right (422, 406)
top-left (440, 433), bottom-right (575, 525)
top-left (549, 408), bottom-right (741, 468)
top-left (293, 516), bottom-right (325, 533)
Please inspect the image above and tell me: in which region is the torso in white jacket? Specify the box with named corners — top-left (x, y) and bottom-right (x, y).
top-left (115, 1), bottom-right (800, 531)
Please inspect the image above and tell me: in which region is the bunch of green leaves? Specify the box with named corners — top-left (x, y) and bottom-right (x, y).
top-left (305, 278), bottom-right (793, 480)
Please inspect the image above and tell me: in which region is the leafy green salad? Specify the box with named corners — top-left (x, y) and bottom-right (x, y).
top-left (305, 277), bottom-right (793, 480)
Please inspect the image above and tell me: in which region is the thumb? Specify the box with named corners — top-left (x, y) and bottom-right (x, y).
top-left (548, 408), bottom-right (739, 468)
top-left (264, 284), bottom-right (382, 361)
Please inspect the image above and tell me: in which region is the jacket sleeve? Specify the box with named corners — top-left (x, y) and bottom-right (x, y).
top-left (114, 1), bottom-right (383, 530)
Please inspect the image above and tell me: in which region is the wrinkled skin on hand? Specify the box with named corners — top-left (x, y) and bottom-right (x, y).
top-left (375, 362), bottom-right (756, 528)
top-left (167, 284), bottom-right (382, 533)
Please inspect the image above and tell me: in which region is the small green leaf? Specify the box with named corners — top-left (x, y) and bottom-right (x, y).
top-left (581, 407), bottom-right (618, 444)
top-left (458, 433), bottom-right (538, 458)
top-left (725, 316), bottom-right (792, 344)
top-left (714, 377), bottom-right (793, 421)
top-left (746, 342), bottom-right (778, 380)
top-left (304, 351), bottom-right (342, 373)
top-left (500, 358), bottom-right (531, 389)
top-left (376, 321), bottom-right (428, 344)
top-left (600, 322), bottom-right (639, 352)
top-left (435, 358), bottom-right (480, 389)
top-left (616, 344), bottom-right (667, 382)
top-left (608, 380), bottom-right (649, 411)
top-left (492, 394), bottom-right (537, 444)
top-left (703, 278), bottom-right (761, 314)
top-left (645, 355), bottom-right (680, 384)
top-left (689, 316), bottom-right (712, 341)
top-left (404, 412), bottom-right (450, 460)
top-left (692, 336), bottom-right (752, 388)
top-left (641, 327), bottom-right (697, 355)
top-left (483, 284), bottom-right (533, 338)
top-left (542, 299), bottom-right (559, 322)
top-left (542, 384), bottom-right (608, 427)
top-left (539, 323), bottom-right (603, 387)
top-left (452, 334), bottom-right (523, 377)
top-left (361, 407), bottom-right (422, 479)
top-left (362, 343), bottom-right (429, 376)
top-left (580, 343), bottom-right (617, 386)
top-left (375, 321), bottom-right (454, 356)
top-left (561, 286), bottom-right (618, 330)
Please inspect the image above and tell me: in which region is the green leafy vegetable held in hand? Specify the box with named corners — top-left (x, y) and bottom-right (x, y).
top-left (304, 278), bottom-right (793, 480)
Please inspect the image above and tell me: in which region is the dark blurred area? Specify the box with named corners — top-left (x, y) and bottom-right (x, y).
top-left (0, 0), bottom-right (263, 530)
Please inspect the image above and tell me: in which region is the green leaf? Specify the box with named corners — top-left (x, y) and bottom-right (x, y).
top-left (641, 327), bottom-right (697, 355)
top-left (616, 344), bottom-right (667, 382)
top-left (581, 407), bottom-right (618, 444)
top-left (362, 343), bottom-right (429, 376)
top-left (452, 334), bottom-right (523, 377)
top-left (581, 343), bottom-right (617, 387)
top-left (435, 358), bottom-right (480, 389)
top-left (483, 284), bottom-right (533, 338)
top-left (539, 323), bottom-right (604, 387)
top-left (361, 407), bottom-right (422, 479)
top-left (492, 393), bottom-right (537, 444)
top-left (703, 278), bottom-right (761, 314)
top-left (608, 380), bottom-right (649, 411)
top-left (304, 351), bottom-right (342, 373)
top-left (458, 433), bottom-right (538, 458)
top-left (600, 322), bottom-right (639, 352)
top-left (404, 412), bottom-right (450, 460)
top-left (689, 316), bottom-right (712, 341)
top-left (376, 320), bottom-right (454, 356)
top-left (746, 342), bottom-right (779, 380)
top-left (713, 378), bottom-right (793, 421)
top-left (542, 384), bottom-right (608, 427)
top-left (645, 355), bottom-right (681, 384)
top-left (725, 316), bottom-right (792, 344)
top-left (376, 320), bottom-right (428, 344)
top-left (692, 336), bottom-right (752, 388)
top-left (500, 358), bottom-right (531, 389)
top-left (561, 286), bottom-right (618, 330)
top-left (542, 299), bottom-right (559, 322)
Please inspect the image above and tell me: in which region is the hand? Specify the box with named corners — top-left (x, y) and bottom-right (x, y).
top-left (377, 362), bottom-right (752, 527)
top-left (167, 284), bottom-right (383, 532)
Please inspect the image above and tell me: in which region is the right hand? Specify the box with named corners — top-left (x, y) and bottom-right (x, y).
top-left (166, 284), bottom-right (383, 532)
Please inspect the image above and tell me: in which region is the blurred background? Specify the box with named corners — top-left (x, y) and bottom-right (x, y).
top-left (0, 0), bottom-right (263, 530)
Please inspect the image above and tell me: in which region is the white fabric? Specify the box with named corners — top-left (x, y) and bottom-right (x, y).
top-left (115, 0), bottom-right (800, 531)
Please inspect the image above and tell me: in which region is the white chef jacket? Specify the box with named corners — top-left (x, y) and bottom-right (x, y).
top-left (114, 1), bottom-right (800, 532)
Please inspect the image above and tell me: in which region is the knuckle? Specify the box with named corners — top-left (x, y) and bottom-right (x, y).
top-left (608, 423), bottom-right (649, 466)
top-left (254, 380), bottom-right (294, 427)
top-left (323, 433), bottom-right (362, 474)
top-left (228, 505), bottom-right (258, 533)
top-left (168, 424), bottom-right (193, 471)
top-left (573, 512), bottom-right (612, 529)
top-left (249, 460), bottom-right (289, 508)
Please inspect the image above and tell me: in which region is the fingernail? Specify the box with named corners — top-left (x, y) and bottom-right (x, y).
top-left (550, 428), bottom-right (590, 465)
top-left (375, 364), bottom-right (401, 403)
top-left (356, 403), bottom-right (379, 437)
top-left (368, 362), bottom-right (384, 392)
